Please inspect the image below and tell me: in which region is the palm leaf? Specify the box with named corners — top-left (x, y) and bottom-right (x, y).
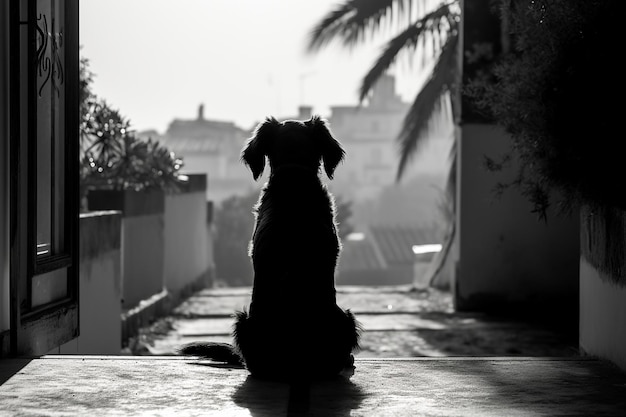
top-left (358, 22), bottom-right (425, 102)
top-left (308, 0), bottom-right (417, 51)
top-left (444, 134), bottom-right (457, 204)
top-left (307, 0), bottom-right (460, 180)
top-left (395, 31), bottom-right (458, 180)
top-left (358, 3), bottom-right (456, 102)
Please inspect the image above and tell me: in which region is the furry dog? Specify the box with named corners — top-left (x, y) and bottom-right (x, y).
top-left (179, 115), bottom-right (361, 381)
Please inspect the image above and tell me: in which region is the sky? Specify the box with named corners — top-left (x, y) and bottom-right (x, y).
top-left (79, 0), bottom-right (427, 134)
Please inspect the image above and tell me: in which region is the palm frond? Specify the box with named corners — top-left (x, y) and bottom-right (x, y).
top-left (396, 31), bottom-right (458, 181)
top-left (307, 0), bottom-right (415, 51)
top-left (359, 23), bottom-right (425, 102)
top-left (444, 135), bottom-right (457, 204)
top-left (358, 3), bottom-right (456, 102)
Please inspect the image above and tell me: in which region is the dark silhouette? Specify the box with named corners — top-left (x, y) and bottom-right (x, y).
top-left (232, 375), bottom-right (366, 416)
top-left (180, 115), bottom-right (361, 381)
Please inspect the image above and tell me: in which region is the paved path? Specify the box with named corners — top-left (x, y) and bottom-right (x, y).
top-left (133, 286), bottom-right (580, 358)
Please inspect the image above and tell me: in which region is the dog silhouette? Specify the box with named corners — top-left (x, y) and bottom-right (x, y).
top-left (179, 115), bottom-right (361, 381)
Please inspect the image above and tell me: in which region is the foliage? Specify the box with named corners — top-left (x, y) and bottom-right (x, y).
top-left (79, 58), bottom-right (185, 196)
top-left (308, 0), bottom-right (460, 181)
top-left (213, 192), bottom-right (258, 286)
top-left (465, 0), bottom-right (626, 216)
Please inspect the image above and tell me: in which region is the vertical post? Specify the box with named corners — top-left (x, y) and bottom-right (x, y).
top-left (0, 0), bottom-right (10, 334)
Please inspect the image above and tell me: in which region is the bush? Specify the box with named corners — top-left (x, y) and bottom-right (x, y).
top-left (213, 192), bottom-right (258, 286)
top-left (79, 58), bottom-right (185, 200)
top-left (466, 0), bottom-right (625, 217)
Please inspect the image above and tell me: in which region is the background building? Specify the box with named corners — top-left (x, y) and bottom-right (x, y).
top-left (140, 105), bottom-right (257, 204)
top-left (328, 74), bottom-right (452, 203)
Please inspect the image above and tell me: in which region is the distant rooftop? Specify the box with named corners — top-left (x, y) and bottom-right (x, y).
top-left (339, 226), bottom-right (441, 273)
top-left (370, 226), bottom-right (440, 265)
top-left (339, 235), bottom-right (387, 272)
top-left (163, 104), bottom-right (250, 154)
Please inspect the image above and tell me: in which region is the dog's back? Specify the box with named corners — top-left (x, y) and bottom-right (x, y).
top-left (249, 166), bottom-right (340, 313)
top-left (180, 116), bottom-right (361, 381)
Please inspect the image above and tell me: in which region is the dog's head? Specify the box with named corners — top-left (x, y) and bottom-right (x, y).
top-left (241, 115), bottom-right (345, 180)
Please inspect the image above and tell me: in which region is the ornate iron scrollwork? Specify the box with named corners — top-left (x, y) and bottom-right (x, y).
top-left (36, 12), bottom-right (64, 97)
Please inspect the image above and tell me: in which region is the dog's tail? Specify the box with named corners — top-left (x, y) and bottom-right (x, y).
top-left (177, 341), bottom-right (244, 365)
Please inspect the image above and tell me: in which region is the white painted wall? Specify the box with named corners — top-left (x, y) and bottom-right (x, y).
top-left (122, 214), bottom-right (165, 309)
top-left (580, 251), bottom-right (626, 371)
top-left (456, 124), bottom-right (579, 313)
top-left (164, 189), bottom-right (213, 299)
top-left (57, 212), bottom-right (123, 354)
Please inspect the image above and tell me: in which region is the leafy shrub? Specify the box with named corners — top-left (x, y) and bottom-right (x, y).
top-left (213, 192), bottom-right (258, 286)
top-left (79, 58), bottom-right (185, 199)
top-left (466, 0), bottom-right (625, 217)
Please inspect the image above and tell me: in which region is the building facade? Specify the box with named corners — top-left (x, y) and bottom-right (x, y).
top-left (328, 75), bottom-right (451, 203)
top-left (149, 105), bottom-right (257, 204)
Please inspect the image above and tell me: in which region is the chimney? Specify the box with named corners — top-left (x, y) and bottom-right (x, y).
top-left (197, 103), bottom-right (204, 120)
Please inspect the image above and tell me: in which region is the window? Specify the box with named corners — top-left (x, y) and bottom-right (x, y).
top-left (8, 0), bottom-right (79, 355)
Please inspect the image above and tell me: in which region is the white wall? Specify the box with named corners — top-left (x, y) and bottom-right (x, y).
top-left (456, 124), bottom-right (579, 314)
top-left (579, 258), bottom-right (626, 370)
top-left (164, 188), bottom-right (212, 299)
top-left (57, 212), bottom-right (123, 354)
top-left (122, 214), bottom-right (165, 308)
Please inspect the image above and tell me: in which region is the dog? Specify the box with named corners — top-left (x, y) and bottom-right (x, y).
top-left (179, 115), bottom-right (361, 381)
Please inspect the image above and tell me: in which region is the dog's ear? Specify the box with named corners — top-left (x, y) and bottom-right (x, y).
top-left (241, 117), bottom-right (280, 180)
top-left (306, 115), bottom-right (345, 179)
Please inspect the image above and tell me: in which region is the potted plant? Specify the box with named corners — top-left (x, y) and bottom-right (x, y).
top-left (79, 58), bottom-right (185, 211)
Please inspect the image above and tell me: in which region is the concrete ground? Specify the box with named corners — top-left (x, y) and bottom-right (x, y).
top-left (129, 285), bottom-right (580, 358)
top-left (2, 286), bottom-right (624, 416)
top-left (1, 356), bottom-right (625, 416)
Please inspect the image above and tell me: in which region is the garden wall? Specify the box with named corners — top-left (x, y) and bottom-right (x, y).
top-left (88, 189), bottom-right (165, 310)
top-left (86, 174), bottom-right (214, 347)
top-left (456, 124), bottom-right (579, 324)
top-left (164, 174), bottom-right (214, 306)
top-left (58, 211), bottom-right (122, 354)
top-left (579, 206), bottom-right (626, 371)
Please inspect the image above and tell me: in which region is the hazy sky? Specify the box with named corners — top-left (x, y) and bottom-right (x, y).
top-left (80, 0), bottom-right (426, 133)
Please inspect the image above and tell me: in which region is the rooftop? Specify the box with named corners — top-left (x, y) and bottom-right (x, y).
top-left (339, 226), bottom-right (441, 273)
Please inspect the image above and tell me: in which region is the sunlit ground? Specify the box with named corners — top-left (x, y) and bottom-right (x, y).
top-left (128, 285), bottom-right (579, 358)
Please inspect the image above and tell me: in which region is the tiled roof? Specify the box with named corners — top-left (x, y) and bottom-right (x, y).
top-left (337, 238), bottom-right (387, 272)
top-left (337, 226), bottom-right (440, 273)
top-left (370, 226), bottom-right (440, 265)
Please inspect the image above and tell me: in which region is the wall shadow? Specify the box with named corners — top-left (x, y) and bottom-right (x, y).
top-left (0, 358), bottom-right (32, 386)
